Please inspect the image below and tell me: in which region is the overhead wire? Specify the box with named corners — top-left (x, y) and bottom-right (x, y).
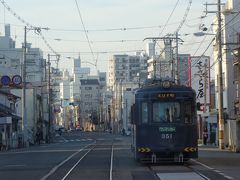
top-left (74, 0), bottom-right (96, 68)
top-left (175, 0), bottom-right (192, 33)
top-left (183, 9), bottom-right (240, 86)
top-left (0, 0), bottom-right (59, 57)
top-left (158, 0), bottom-right (180, 37)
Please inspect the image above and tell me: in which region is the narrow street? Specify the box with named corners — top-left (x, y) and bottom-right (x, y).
top-left (0, 131), bottom-right (239, 180)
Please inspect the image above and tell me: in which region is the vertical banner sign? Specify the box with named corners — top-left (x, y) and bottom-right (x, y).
top-left (190, 56), bottom-right (210, 112)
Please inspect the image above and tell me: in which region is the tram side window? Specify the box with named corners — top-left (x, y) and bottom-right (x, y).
top-left (141, 102), bottom-right (148, 124)
top-left (184, 102), bottom-right (192, 123)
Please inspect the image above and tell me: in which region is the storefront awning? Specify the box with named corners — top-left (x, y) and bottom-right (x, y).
top-left (0, 103), bottom-right (12, 116)
top-left (0, 103), bottom-right (21, 120)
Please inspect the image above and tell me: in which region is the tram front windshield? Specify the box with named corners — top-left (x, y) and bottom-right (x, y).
top-left (152, 102), bottom-right (180, 123)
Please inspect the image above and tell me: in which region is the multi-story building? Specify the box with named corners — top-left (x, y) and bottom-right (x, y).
top-left (233, 47), bottom-right (240, 152)
top-left (178, 54), bottom-right (191, 86)
top-left (0, 24), bottom-right (48, 145)
top-left (213, 0), bottom-right (239, 119)
top-left (70, 57), bottom-right (90, 102)
top-left (213, 0), bottom-right (240, 150)
top-left (108, 54), bottom-right (148, 90)
top-left (80, 79), bottom-right (100, 131)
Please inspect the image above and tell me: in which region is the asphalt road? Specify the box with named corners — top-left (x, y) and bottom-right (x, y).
top-left (0, 131), bottom-right (239, 180)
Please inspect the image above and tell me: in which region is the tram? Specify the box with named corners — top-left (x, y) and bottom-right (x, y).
top-left (131, 79), bottom-right (198, 163)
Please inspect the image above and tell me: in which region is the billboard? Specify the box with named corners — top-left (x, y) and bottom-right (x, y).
top-left (190, 56), bottom-right (210, 112)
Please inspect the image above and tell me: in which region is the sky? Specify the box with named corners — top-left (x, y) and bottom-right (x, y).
top-left (0, 0), bottom-right (224, 75)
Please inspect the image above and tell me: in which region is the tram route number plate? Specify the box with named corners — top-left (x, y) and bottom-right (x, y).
top-left (159, 127), bottom-right (175, 139)
top-left (161, 133), bottom-right (173, 139)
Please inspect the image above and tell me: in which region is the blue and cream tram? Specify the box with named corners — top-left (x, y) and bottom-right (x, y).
top-left (131, 79), bottom-right (198, 163)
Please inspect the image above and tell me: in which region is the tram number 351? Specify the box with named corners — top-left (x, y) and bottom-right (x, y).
top-left (161, 133), bottom-right (173, 139)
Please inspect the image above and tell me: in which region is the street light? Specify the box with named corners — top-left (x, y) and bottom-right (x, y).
top-left (193, 32), bottom-right (216, 37)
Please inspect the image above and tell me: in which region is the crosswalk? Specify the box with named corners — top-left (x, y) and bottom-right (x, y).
top-left (56, 138), bottom-right (94, 143)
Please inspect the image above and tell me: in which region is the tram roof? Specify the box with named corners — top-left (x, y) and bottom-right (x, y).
top-left (136, 84), bottom-right (194, 93)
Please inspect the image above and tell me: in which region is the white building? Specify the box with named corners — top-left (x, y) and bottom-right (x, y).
top-left (80, 79), bottom-right (100, 130)
top-left (108, 54), bottom-right (148, 90)
top-left (214, 0), bottom-right (240, 119)
top-left (212, 0), bottom-right (240, 150)
top-left (70, 56), bottom-right (90, 102)
top-left (0, 24), bottom-right (48, 145)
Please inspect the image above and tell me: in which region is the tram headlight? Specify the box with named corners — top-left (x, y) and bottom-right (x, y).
top-left (162, 80), bottom-right (171, 89)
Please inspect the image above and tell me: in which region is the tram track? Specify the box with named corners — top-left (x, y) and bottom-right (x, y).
top-left (41, 139), bottom-right (116, 180)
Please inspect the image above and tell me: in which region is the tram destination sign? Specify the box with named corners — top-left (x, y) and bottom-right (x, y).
top-left (157, 93), bottom-right (176, 99)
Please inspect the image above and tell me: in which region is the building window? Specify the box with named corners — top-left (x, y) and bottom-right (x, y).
top-left (85, 94), bottom-right (92, 98)
top-left (85, 87), bottom-right (92, 90)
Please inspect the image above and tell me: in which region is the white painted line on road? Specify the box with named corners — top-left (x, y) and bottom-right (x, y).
top-left (190, 159), bottom-right (214, 170)
top-left (198, 173), bottom-right (210, 180)
top-left (61, 146), bottom-right (94, 180)
top-left (4, 164), bottom-right (26, 167)
top-left (157, 172), bottom-right (205, 180)
top-left (0, 149), bottom-right (77, 155)
top-left (40, 142), bottom-right (95, 180)
top-left (109, 144), bottom-right (114, 180)
top-left (190, 159), bottom-right (234, 180)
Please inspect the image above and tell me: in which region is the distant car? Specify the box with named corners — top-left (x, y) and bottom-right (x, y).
top-left (125, 130), bottom-right (131, 136)
top-left (76, 127), bottom-right (83, 131)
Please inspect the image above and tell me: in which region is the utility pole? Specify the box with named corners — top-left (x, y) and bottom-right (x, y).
top-left (175, 32), bottom-right (179, 84)
top-left (217, 0), bottom-right (225, 150)
top-left (204, 0), bottom-right (225, 150)
top-left (47, 54), bottom-right (51, 143)
top-left (46, 54), bottom-right (60, 142)
top-left (125, 98), bottom-right (128, 131)
top-left (22, 26), bottom-right (29, 147)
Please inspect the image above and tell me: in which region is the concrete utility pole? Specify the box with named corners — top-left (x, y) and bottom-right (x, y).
top-left (204, 0), bottom-right (225, 150)
top-left (175, 32), bottom-right (179, 84)
top-left (22, 26), bottom-right (29, 147)
top-left (47, 54), bottom-right (60, 142)
top-left (47, 54), bottom-right (51, 143)
top-left (22, 26), bottom-right (49, 146)
top-left (217, 0), bottom-right (225, 150)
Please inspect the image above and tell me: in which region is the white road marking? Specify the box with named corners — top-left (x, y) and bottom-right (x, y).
top-left (157, 172), bottom-right (205, 180)
top-left (40, 142), bottom-right (95, 180)
top-left (190, 159), bottom-right (234, 180)
top-left (109, 144), bottom-right (114, 180)
top-left (4, 164), bottom-right (26, 167)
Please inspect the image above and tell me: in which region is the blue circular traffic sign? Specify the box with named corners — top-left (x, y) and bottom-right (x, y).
top-left (12, 75), bottom-right (22, 85)
top-left (1, 76), bottom-right (11, 86)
